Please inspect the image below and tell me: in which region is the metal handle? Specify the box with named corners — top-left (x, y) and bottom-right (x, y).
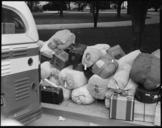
top-left (1, 93), bottom-right (4, 106)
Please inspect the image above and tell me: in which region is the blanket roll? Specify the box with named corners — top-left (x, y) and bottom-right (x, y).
top-left (71, 85), bottom-right (95, 104)
top-left (59, 67), bottom-right (87, 89)
top-left (41, 61), bottom-right (60, 80)
top-left (47, 29), bottom-right (76, 50)
top-left (82, 44), bottom-right (110, 70)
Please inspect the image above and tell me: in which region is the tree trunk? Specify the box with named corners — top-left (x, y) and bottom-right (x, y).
top-left (129, 0), bottom-right (149, 50)
top-left (59, 9), bottom-right (63, 17)
top-left (127, 0), bottom-right (131, 15)
top-left (92, 1), bottom-right (99, 28)
top-left (117, 0), bottom-right (123, 17)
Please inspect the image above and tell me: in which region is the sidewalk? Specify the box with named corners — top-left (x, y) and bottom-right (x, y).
top-left (29, 100), bottom-right (154, 126)
top-left (36, 11), bottom-right (159, 30)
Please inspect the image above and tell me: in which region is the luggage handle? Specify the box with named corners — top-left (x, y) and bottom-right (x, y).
top-left (1, 93), bottom-right (5, 107)
top-left (44, 78), bottom-right (60, 88)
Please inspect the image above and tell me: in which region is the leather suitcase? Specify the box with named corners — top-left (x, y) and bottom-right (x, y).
top-left (50, 49), bottom-right (69, 70)
top-left (135, 85), bottom-right (161, 103)
top-left (65, 43), bottom-right (87, 68)
top-left (107, 45), bottom-right (125, 59)
top-left (41, 85), bottom-right (64, 104)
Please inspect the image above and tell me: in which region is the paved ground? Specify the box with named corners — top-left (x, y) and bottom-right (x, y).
top-left (28, 100), bottom-right (154, 126)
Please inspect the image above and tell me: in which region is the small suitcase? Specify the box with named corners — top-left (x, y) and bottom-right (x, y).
top-left (107, 45), bottom-right (125, 59)
top-left (65, 43), bottom-right (87, 68)
top-left (41, 85), bottom-right (64, 104)
top-left (135, 85), bottom-right (161, 103)
top-left (50, 49), bottom-right (69, 70)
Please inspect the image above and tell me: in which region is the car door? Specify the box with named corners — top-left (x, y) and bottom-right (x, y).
top-left (1, 2), bottom-right (41, 124)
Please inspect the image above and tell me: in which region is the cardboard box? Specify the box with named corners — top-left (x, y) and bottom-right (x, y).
top-left (109, 94), bottom-right (134, 121)
top-left (134, 100), bottom-right (156, 123)
top-left (154, 102), bottom-right (161, 126)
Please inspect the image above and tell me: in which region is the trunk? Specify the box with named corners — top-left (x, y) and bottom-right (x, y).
top-left (94, 8), bottom-right (99, 28)
top-left (127, 0), bottom-right (131, 15)
top-left (67, 2), bottom-right (71, 10)
top-left (117, 0), bottom-right (123, 17)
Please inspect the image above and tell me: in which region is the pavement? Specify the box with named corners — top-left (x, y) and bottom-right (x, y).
top-left (28, 100), bottom-right (154, 126)
top-left (36, 10), bottom-right (160, 30)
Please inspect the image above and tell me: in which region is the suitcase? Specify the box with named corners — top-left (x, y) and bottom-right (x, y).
top-left (41, 85), bottom-right (64, 104)
top-left (41, 79), bottom-right (64, 104)
top-left (50, 49), bottom-right (69, 70)
top-left (107, 45), bottom-right (125, 59)
top-left (135, 85), bottom-right (161, 103)
top-left (65, 43), bottom-right (87, 68)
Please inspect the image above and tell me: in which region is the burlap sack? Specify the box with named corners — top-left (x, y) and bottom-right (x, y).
top-left (130, 53), bottom-right (160, 90)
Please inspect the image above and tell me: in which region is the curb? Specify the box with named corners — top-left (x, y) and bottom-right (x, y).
top-left (41, 101), bottom-right (153, 126)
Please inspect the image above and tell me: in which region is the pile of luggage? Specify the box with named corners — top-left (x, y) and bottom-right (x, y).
top-left (38, 29), bottom-right (161, 126)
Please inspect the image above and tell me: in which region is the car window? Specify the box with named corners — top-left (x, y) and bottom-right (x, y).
top-left (1, 7), bottom-right (26, 34)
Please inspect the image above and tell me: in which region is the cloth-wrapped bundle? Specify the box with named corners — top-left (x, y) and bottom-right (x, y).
top-left (40, 41), bottom-right (55, 58)
top-left (123, 79), bottom-right (138, 96)
top-left (107, 64), bottom-right (131, 90)
top-left (117, 50), bottom-right (141, 67)
top-left (87, 74), bottom-right (110, 100)
top-left (71, 85), bottom-right (95, 104)
top-left (92, 53), bottom-right (118, 79)
top-left (130, 53), bottom-right (160, 90)
top-left (107, 50), bottom-right (141, 90)
top-left (91, 44), bottom-right (111, 55)
top-left (41, 61), bottom-right (60, 80)
top-left (82, 44), bottom-right (110, 70)
top-left (40, 29), bottom-right (75, 57)
top-left (152, 49), bottom-right (160, 59)
top-left (47, 29), bottom-right (75, 50)
top-left (59, 67), bottom-right (87, 90)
